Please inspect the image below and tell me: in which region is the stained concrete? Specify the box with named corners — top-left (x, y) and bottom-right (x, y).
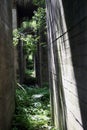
top-left (46, 0), bottom-right (87, 130)
top-left (0, 1), bottom-right (15, 130)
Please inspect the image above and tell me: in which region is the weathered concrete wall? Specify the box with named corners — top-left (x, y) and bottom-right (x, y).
top-left (17, 40), bottom-right (24, 84)
top-left (35, 41), bottom-right (49, 87)
top-left (12, 8), bottom-right (17, 29)
top-left (46, 0), bottom-right (87, 130)
top-left (12, 7), bottom-right (19, 82)
top-left (0, 1), bottom-right (15, 130)
top-left (40, 43), bottom-right (49, 86)
top-left (35, 31), bottom-right (49, 87)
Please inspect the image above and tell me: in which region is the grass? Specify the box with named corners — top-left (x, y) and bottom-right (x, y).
top-left (12, 85), bottom-right (56, 130)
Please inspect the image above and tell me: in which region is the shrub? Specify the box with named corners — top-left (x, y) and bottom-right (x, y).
top-left (12, 86), bottom-right (52, 130)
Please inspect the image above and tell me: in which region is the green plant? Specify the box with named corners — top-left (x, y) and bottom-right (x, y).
top-left (33, 0), bottom-right (45, 7)
top-left (12, 86), bottom-right (54, 130)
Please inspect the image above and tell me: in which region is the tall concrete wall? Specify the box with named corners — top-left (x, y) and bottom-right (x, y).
top-left (40, 43), bottom-right (49, 86)
top-left (35, 42), bottom-right (49, 87)
top-left (12, 8), bottom-right (17, 29)
top-left (12, 7), bottom-right (19, 82)
top-left (46, 0), bottom-right (87, 130)
top-left (0, 1), bottom-right (15, 130)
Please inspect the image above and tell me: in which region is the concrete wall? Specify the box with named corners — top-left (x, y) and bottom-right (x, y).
top-left (35, 42), bottom-right (49, 87)
top-left (12, 8), bottom-right (17, 29)
top-left (12, 7), bottom-right (19, 82)
top-left (46, 0), bottom-right (87, 130)
top-left (0, 1), bottom-right (15, 130)
top-left (40, 43), bottom-right (49, 86)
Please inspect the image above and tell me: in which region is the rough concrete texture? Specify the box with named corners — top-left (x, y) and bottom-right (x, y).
top-left (46, 0), bottom-right (87, 130)
top-left (12, 7), bottom-right (19, 82)
top-left (0, 1), bottom-right (15, 130)
top-left (40, 44), bottom-right (49, 86)
top-left (35, 42), bottom-right (49, 87)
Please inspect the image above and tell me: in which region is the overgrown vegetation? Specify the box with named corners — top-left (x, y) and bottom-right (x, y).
top-left (12, 86), bottom-right (56, 130)
top-left (13, 3), bottom-right (47, 85)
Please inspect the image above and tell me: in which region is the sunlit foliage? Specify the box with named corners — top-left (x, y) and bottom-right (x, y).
top-left (12, 86), bottom-right (56, 130)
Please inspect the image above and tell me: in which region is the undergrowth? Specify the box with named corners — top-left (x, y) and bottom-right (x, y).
top-left (12, 86), bottom-right (56, 130)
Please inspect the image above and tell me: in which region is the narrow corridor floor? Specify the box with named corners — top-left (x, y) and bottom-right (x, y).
top-left (12, 85), bottom-right (55, 130)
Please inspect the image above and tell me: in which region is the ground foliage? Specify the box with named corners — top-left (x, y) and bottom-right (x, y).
top-left (12, 86), bottom-right (56, 130)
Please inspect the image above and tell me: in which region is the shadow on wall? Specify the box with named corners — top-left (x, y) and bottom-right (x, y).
top-left (46, 0), bottom-right (67, 129)
top-left (53, 42), bottom-right (67, 130)
top-left (61, 0), bottom-right (87, 130)
top-left (47, 0), bottom-right (87, 129)
top-left (49, 40), bottom-right (67, 130)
